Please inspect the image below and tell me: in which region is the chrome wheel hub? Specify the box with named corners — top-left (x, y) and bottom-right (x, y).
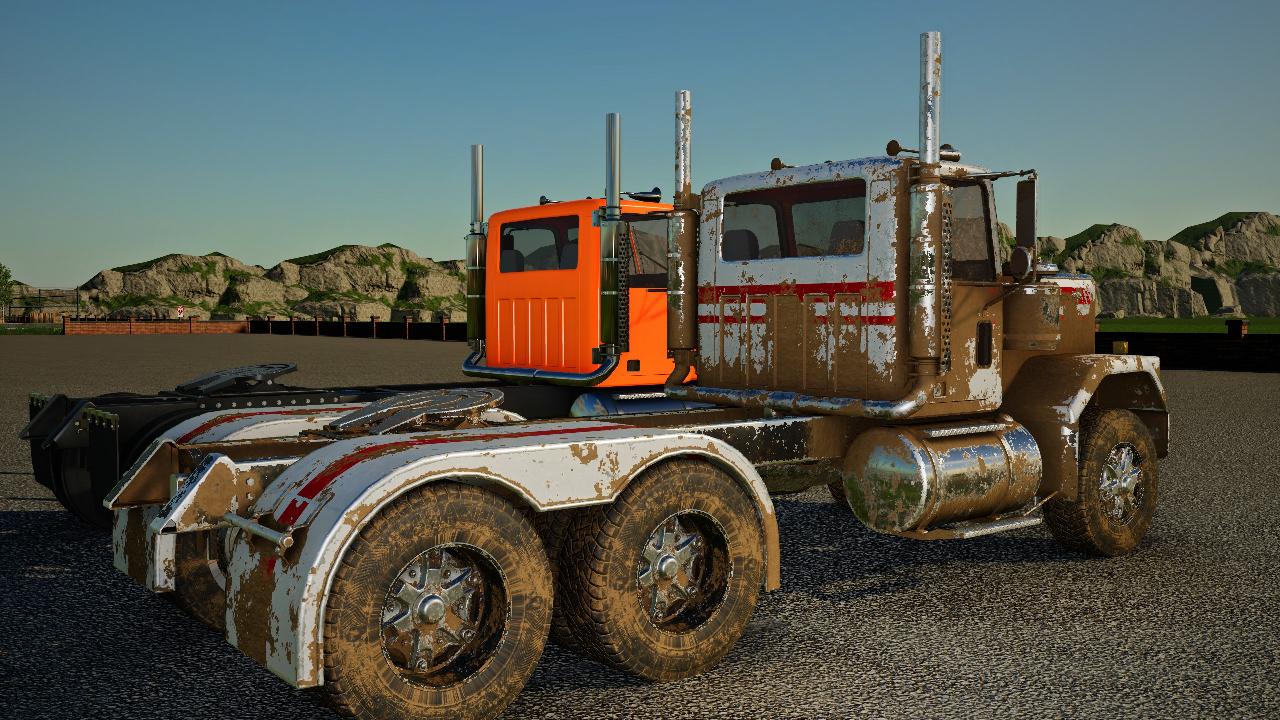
top-left (1099, 443), bottom-right (1143, 522)
top-left (637, 513), bottom-right (707, 625)
top-left (381, 546), bottom-right (485, 676)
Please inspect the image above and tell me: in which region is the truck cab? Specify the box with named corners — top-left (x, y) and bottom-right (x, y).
top-left (478, 198), bottom-right (676, 387)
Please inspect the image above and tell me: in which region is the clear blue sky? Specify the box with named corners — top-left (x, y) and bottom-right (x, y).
top-left (2, 0), bottom-right (1277, 287)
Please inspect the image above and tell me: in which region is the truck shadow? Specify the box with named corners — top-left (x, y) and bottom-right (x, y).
top-left (769, 492), bottom-right (1072, 604)
top-left (0, 509), bottom-right (337, 719)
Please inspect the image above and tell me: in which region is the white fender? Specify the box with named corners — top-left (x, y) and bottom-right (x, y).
top-left (222, 418), bottom-right (780, 687)
top-left (160, 402), bottom-right (367, 444)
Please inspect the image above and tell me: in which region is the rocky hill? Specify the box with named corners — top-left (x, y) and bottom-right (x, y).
top-left (77, 244), bottom-right (465, 321)
top-left (59, 211), bottom-right (1280, 322)
top-left (1040, 212), bottom-right (1280, 318)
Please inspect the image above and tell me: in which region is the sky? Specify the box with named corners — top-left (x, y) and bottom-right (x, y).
top-left (2, 0), bottom-right (1278, 287)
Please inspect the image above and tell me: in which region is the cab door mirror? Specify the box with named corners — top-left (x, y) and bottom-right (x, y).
top-left (1011, 177), bottom-right (1038, 280)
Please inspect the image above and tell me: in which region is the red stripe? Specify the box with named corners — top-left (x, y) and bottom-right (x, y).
top-left (698, 281), bottom-right (895, 303)
top-left (275, 424), bottom-right (631, 526)
top-left (176, 405), bottom-right (365, 443)
top-left (697, 314), bottom-right (896, 325)
top-left (1059, 285), bottom-right (1094, 305)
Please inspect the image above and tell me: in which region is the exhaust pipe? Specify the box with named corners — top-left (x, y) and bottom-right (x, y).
top-left (465, 144), bottom-right (486, 350)
top-left (674, 90), bottom-right (694, 210)
top-left (907, 30), bottom-right (948, 378)
top-left (666, 90), bottom-right (697, 385)
top-left (598, 112), bottom-right (627, 356)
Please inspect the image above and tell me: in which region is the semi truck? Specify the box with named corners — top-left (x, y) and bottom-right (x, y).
top-left (92, 32), bottom-right (1164, 719)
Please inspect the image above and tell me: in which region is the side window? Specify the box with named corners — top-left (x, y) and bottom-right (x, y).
top-left (947, 183), bottom-right (995, 281)
top-left (721, 178), bottom-right (865, 260)
top-left (721, 201), bottom-right (780, 261)
top-left (792, 194), bottom-right (866, 257)
top-left (498, 216), bottom-right (578, 273)
top-left (625, 217), bottom-right (669, 288)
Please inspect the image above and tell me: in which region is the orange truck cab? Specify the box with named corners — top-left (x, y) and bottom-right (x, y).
top-left (463, 196), bottom-right (680, 388)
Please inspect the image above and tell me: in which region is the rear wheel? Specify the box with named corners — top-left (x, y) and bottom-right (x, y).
top-left (323, 483), bottom-right (551, 720)
top-left (1044, 409), bottom-right (1158, 556)
top-left (559, 459), bottom-right (764, 681)
top-left (168, 530), bottom-right (229, 630)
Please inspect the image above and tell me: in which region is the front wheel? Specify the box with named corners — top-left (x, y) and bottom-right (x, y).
top-left (559, 459), bottom-right (764, 681)
top-left (1044, 408), bottom-right (1159, 556)
top-left (323, 483), bottom-right (552, 720)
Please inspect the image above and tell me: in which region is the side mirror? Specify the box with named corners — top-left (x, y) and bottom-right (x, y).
top-left (1012, 176), bottom-right (1038, 280)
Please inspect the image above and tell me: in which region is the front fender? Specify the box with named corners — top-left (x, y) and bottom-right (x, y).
top-left (223, 419), bottom-right (780, 688)
top-left (1002, 353), bottom-right (1167, 500)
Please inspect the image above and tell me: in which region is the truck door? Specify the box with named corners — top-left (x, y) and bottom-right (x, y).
top-left (486, 212), bottom-right (585, 371)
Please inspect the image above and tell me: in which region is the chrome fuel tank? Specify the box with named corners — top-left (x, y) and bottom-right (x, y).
top-left (843, 415), bottom-right (1041, 535)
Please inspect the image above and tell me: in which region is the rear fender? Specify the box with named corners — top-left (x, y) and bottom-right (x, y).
top-left (1002, 353), bottom-right (1167, 500)
top-left (221, 419), bottom-right (780, 688)
top-left (160, 402), bottom-right (366, 444)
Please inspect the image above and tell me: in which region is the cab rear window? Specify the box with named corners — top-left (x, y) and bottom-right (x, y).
top-left (498, 216), bottom-right (578, 272)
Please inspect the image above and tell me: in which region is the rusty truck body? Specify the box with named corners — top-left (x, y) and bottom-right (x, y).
top-left (93, 32), bottom-right (1165, 719)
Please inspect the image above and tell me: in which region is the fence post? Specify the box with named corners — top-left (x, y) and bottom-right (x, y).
top-left (404, 316), bottom-right (411, 339)
top-left (189, 316), bottom-right (194, 334)
top-left (128, 316), bottom-right (134, 335)
top-left (440, 317), bottom-right (446, 341)
top-left (370, 315), bottom-right (379, 339)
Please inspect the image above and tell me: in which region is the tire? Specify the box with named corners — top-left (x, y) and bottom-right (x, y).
top-left (1044, 408), bottom-right (1158, 557)
top-left (323, 483), bottom-right (552, 720)
top-left (827, 480), bottom-right (851, 512)
top-left (559, 459), bottom-right (764, 681)
top-left (167, 531), bottom-right (228, 631)
top-left (540, 510), bottom-right (595, 657)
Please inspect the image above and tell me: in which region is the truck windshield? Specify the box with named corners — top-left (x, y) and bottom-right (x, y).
top-left (498, 216), bottom-right (578, 272)
top-left (946, 182), bottom-right (995, 282)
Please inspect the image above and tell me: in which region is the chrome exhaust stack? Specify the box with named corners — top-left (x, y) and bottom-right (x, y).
top-left (907, 30), bottom-right (949, 380)
top-left (666, 90), bottom-right (697, 385)
top-left (598, 112), bottom-right (627, 358)
top-left (465, 144), bottom-right (486, 350)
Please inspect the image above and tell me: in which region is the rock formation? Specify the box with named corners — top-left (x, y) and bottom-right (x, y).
top-left (75, 245), bottom-right (464, 321)
top-left (1046, 212), bottom-right (1279, 317)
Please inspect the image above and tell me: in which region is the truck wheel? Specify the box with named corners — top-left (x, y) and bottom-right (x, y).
top-left (323, 483), bottom-right (551, 720)
top-left (560, 459), bottom-right (764, 681)
top-left (541, 510), bottom-right (596, 657)
top-left (1044, 409), bottom-right (1158, 557)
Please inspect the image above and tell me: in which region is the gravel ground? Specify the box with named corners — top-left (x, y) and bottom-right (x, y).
top-left (0, 335), bottom-right (1277, 719)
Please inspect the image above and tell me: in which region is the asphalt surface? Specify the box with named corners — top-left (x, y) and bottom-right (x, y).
top-left (0, 335), bottom-right (1276, 719)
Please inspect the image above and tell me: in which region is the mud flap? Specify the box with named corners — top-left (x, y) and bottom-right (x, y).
top-left (112, 505), bottom-right (176, 592)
